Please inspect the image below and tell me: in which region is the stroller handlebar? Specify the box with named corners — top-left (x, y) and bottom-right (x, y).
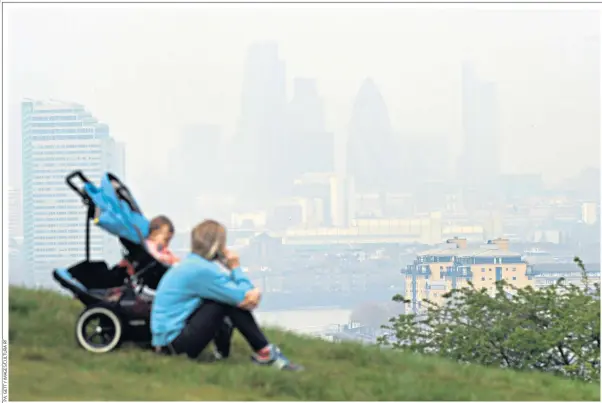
top-left (66, 171), bottom-right (92, 201)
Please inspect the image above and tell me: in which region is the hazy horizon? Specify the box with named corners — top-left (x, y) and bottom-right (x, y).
top-left (5, 4), bottom-right (600, 194)
top-left (5, 4), bottom-right (601, 327)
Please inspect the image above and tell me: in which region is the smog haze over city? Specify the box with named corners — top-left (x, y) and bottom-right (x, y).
top-left (5, 4), bottom-right (601, 337)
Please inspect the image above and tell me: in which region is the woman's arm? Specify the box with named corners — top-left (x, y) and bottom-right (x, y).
top-left (194, 266), bottom-right (254, 308)
top-left (224, 249), bottom-right (254, 288)
top-left (230, 267), bottom-right (254, 289)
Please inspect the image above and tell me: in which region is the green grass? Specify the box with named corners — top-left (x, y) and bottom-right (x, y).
top-left (8, 287), bottom-right (600, 401)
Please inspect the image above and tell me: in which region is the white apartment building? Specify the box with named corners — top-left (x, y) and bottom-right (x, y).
top-left (22, 99), bottom-right (125, 289)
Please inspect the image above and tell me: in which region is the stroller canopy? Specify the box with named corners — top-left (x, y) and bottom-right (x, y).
top-left (84, 173), bottom-right (150, 244)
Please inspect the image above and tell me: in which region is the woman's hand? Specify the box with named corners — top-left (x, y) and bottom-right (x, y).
top-left (224, 249), bottom-right (240, 270)
top-left (239, 288), bottom-right (262, 310)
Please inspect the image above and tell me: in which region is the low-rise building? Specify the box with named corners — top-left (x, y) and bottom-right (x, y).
top-left (530, 262), bottom-right (600, 290)
top-left (402, 238), bottom-right (531, 314)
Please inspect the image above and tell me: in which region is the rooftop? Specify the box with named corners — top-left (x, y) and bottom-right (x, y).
top-left (417, 247), bottom-right (522, 258)
top-left (23, 98), bottom-right (84, 108)
top-left (531, 262), bottom-right (601, 274)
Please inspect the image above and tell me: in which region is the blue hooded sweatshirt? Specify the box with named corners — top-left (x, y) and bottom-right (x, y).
top-left (150, 253), bottom-right (254, 347)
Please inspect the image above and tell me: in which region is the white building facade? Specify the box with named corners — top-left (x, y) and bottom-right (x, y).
top-left (8, 187), bottom-right (23, 237)
top-left (8, 187), bottom-right (25, 285)
top-left (22, 99), bottom-right (125, 289)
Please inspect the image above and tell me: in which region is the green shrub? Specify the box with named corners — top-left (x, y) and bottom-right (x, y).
top-left (379, 257), bottom-right (600, 382)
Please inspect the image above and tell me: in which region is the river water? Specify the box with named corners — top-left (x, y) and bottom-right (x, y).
top-left (255, 308), bottom-right (352, 335)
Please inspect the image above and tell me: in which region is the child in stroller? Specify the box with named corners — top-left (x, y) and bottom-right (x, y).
top-left (53, 171), bottom-right (172, 353)
top-left (109, 215), bottom-right (179, 282)
top-left (145, 216), bottom-right (180, 266)
top-left (92, 179), bottom-right (179, 268)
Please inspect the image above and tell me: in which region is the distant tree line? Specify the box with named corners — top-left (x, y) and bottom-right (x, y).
top-left (378, 257), bottom-right (600, 382)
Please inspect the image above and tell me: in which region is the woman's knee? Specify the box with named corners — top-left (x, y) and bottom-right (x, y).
top-left (187, 302), bottom-right (227, 331)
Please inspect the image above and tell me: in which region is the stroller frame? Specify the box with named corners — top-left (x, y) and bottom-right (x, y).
top-left (53, 171), bottom-right (168, 353)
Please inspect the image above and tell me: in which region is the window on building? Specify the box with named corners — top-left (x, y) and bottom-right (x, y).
top-left (481, 277), bottom-right (485, 281)
top-left (512, 277), bottom-right (516, 281)
top-left (481, 268), bottom-right (485, 272)
top-left (512, 268), bottom-right (516, 272)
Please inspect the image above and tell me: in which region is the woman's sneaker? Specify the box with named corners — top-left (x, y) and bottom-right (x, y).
top-left (197, 348), bottom-right (226, 363)
top-left (251, 345), bottom-right (304, 371)
top-left (212, 348), bottom-right (227, 361)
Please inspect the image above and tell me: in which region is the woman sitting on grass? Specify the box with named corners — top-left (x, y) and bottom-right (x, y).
top-left (150, 219), bottom-right (303, 371)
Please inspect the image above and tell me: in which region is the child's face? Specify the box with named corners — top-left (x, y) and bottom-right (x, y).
top-left (151, 224), bottom-right (173, 248)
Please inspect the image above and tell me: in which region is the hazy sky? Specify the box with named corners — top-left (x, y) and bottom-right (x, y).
top-left (5, 4), bottom-right (600, 188)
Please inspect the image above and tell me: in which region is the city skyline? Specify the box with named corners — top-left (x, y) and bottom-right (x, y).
top-left (6, 4), bottom-right (600, 295)
top-left (8, 48), bottom-right (600, 199)
top-left (6, 6), bottom-right (599, 196)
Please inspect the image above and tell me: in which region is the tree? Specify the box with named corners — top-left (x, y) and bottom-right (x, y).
top-left (379, 257), bottom-right (600, 382)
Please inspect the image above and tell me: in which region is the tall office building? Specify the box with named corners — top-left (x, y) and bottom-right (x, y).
top-left (167, 124), bottom-right (223, 229)
top-left (456, 64), bottom-right (501, 211)
top-left (287, 78), bottom-right (334, 176)
top-left (235, 42), bottom-right (287, 206)
top-left (8, 187), bottom-right (23, 237)
top-left (21, 99), bottom-right (125, 289)
top-left (347, 78), bottom-right (397, 193)
top-left (8, 187), bottom-right (25, 285)
top-left (457, 63), bottom-right (500, 185)
top-left (330, 174), bottom-right (355, 227)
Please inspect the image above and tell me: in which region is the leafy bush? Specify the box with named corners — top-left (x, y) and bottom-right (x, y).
top-left (379, 257), bottom-right (600, 382)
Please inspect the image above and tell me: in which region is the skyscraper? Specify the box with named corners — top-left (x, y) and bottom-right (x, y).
top-left (235, 42), bottom-right (287, 206)
top-left (330, 174), bottom-right (355, 227)
top-left (8, 187), bottom-right (23, 238)
top-left (21, 99), bottom-right (125, 289)
top-left (347, 78), bottom-right (397, 193)
top-left (168, 124), bottom-right (224, 229)
top-left (457, 63), bottom-right (500, 185)
top-left (287, 78), bottom-right (334, 177)
top-left (456, 64), bottom-right (500, 211)
top-left (8, 187), bottom-right (25, 285)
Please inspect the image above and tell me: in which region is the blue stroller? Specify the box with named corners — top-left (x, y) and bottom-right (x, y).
top-left (53, 171), bottom-right (170, 353)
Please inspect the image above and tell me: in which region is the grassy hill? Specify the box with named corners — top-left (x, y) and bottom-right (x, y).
top-left (8, 287), bottom-right (600, 401)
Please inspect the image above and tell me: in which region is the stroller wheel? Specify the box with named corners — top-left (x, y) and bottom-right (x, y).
top-left (75, 306), bottom-right (122, 353)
